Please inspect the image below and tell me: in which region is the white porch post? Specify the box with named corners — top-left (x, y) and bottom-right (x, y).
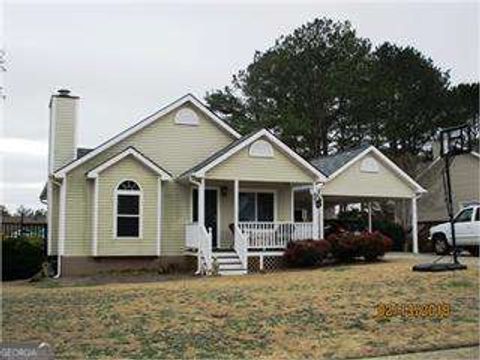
top-left (234, 179), bottom-right (239, 227)
top-left (367, 201), bottom-right (372, 233)
top-left (198, 178), bottom-right (205, 227)
top-left (411, 196), bottom-right (418, 254)
top-left (312, 183), bottom-right (319, 240)
top-left (319, 195), bottom-right (324, 239)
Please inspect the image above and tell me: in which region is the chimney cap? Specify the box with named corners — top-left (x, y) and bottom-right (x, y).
top-left (57, 89), bottom-right (71, 97)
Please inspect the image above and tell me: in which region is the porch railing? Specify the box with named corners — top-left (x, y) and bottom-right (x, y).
top-left (185, 223), bottom-right (212, 274)
top-left (238, 222), bottom-right (314, 249)
top-left (234, 224), bottom-right (248, 268)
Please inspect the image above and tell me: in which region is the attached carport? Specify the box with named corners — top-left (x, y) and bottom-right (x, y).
top-left (296, 144), bottom-right (427, 253)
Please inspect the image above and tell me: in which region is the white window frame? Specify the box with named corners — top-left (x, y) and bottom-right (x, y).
top-left (239, 189), bottom-right (277, 222)
top-left (114, 179), bottom-right (143, 239)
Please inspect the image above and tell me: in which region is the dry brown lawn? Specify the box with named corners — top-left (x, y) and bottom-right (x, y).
top-left (2, 257), bottom-right (479, 359)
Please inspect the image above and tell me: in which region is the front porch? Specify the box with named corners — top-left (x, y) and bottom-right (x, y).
top-left (184, 179), bottom-right (321, 275)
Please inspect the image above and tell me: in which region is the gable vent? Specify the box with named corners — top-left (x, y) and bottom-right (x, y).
top-left (174, 108), bottom-right (199, 126)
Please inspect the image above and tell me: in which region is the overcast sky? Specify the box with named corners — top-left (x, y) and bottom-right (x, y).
top-left (0, 0), bottom-right (478, 212)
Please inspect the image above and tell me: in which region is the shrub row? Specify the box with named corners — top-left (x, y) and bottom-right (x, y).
top-left (283, 231), bottom-right (393, 268)
top-left (2, 236), bottom-right (46, 280)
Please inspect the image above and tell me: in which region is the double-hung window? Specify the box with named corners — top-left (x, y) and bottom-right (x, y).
top-left (115, 180), bottom-right (141, 238)
top-left (239, 191), bottom-right (274, 222)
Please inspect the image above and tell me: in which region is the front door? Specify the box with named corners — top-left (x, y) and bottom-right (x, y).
top-left (192, 188), bottom-right (219, 248)
top-left (205, 189), bottom-right (218, 248)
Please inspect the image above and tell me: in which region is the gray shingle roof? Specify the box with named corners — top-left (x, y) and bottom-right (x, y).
top-left (76, 147), bottom-right (93, 159)
top-left (310, 144), bottom-right (370, 176)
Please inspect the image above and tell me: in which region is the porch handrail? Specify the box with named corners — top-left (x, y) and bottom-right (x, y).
top-left (234, 224), bottom-right (248, 269)
top-left (238, 221), bottom-right (313, 249)
top-left (198, 225), bottom-right (212, 274)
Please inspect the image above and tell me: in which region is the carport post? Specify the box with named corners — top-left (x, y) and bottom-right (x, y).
top-left (411, 196), bottom-right (418, 254)
top-left (367, 202), bottom-right (372, 233)
top-left (312, 183), bottom-right (319, 240)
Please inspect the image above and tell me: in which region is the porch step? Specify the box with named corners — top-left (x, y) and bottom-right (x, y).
top-left (212, 251), bottom-right (247, 276)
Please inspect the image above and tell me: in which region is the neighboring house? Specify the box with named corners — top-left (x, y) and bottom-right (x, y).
top-left (42, 89), bottom-right (426, 276)
top-left (416, 150), bottom-right (480, 224)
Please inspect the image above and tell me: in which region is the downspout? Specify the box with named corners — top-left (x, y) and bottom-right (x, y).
top-left (52, 176), bottom-right (63, 279)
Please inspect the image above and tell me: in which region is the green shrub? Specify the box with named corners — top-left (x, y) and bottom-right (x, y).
top-left (283, 240), bottom-right (331, 268)
top-left (2, 236), bottom-right (46, 280)
top-left (372, 221), bottom-right (405, 251)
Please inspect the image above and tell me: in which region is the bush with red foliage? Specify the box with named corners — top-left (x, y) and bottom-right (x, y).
top-left (357, 231), bottom-right (393, 261)
top-left (283, 239), bottom-right (331, 268)
top-left (326, 231), bottom-right (393, 262)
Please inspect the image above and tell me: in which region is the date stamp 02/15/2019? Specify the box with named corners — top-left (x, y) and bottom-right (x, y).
top-left (375, 302), bottom-right (452, 320)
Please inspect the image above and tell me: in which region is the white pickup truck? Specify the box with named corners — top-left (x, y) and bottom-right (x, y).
top-left (429, 205), bottom-right (480, 256)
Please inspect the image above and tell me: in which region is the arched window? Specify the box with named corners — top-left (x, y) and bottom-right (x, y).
top-left (115, 180), bottom-right (142, 238)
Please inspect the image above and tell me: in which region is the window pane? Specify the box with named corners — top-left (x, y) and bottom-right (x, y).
top-left (257, 193), bottom-right (274, 221)
top-left (118, 180), bottom-right (140, 191)
top-left (118, 195), bottom-right (139, 215)
top-left (239, 193), bottom-right (256, 222)
top-left (455, 208), bottom-right (473, 223)
top-left (117, 217), bottom-right (139, 237)
top-left (476, 208), bottom-right (479, 222)
top-left (192, 189), bottom-right (198, 222)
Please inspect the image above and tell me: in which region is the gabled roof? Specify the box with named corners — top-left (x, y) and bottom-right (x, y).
top-left (86, 147), bottom-right (172, 180)
top-left (54, 94), bottom-right (241, 178)
top-left (310, 144), bottom-right (370, 176)
top-left (311, 145), bottom-right (427, 194)
top-left (181, 129), bottom-right (327, 181)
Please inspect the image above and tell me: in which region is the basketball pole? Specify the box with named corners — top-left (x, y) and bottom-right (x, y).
top-left (444, 154), bottom-right (459, 264)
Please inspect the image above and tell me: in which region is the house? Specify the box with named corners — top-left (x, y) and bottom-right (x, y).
top-left (42, 89), bottom-right (426, 276)
top-left (416, 149), bottom-right (480, 225)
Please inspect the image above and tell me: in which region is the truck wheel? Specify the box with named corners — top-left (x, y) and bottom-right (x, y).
top-left (433, 234), bottom-right (450, 255)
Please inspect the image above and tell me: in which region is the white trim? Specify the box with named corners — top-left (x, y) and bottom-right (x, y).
top-left (367, 201), bottom-right (372, 232)
top-left (411, 196), bottom-right (419, 254)
top-left (58, 177), bottom-right (67, 256)
top-left (46, 181), bottom-right (53, 255)
top-left (194, 129), bottom-right (326, 181)
top-left (249, 139), bottom-right (274, 158)
top-left (156, 178), bottom-right (162, 256)
top-left (86, 147), bottom-right (171, 180)
top-left (113, 179), bottom-right (143, 240)
top-left (471, 151), bottom-right (480, 159)
top-left (238, 188), bottom-right (278, 222)
top-left (290, 186), bottom-right (295, 222)
top-left (234, 179), bottom-right (239, 226)
top-left (48, 100), bottom-right (56, 174)
top-left (92, 178), bottom-right (99, 256)
top-left (248, 251), bottom-right (284, 256)
top-left (54, 94), bottom-right (240, 177)
top-left (190, 185), bottom-right (221, 247)
top-left (174, 108), bottom-right (199, 126)
top-left (326, 146), bottom-right (427, 194)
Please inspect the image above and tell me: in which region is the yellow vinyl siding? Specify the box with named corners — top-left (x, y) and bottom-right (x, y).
top-left (97, 157), bottom-right (157, 256)
top-left (322, 153), bottom-right (415, 198)
top-left (63, 103), bottom-right (234, 256)
top-left (48, 182), bottom-right (60, 255)
top-left (206, 138), bottom-right (315, 183)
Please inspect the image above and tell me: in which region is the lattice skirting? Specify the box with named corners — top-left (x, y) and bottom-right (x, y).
top-left (247, 255), bottom-right (285, 273)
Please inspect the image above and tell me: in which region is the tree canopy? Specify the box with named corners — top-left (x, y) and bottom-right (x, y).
top-left (206, 17), bottom-right (478, 161)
